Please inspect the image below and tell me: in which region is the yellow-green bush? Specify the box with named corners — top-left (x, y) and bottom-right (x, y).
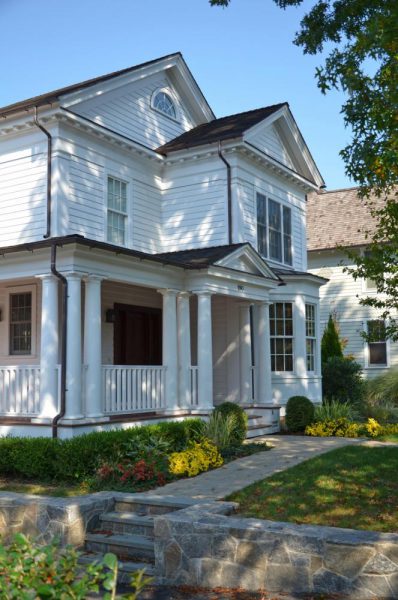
top-left (305, 417), bottom-right (398, 438)
top-left (169, 439), bottom-right (223, 477)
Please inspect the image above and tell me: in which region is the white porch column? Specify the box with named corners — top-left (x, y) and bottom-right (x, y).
top-left (158, 289), bottom-right (178, 411)
top-left (177, 292), bottom-right (191, 409)
top-left (239, 302), bottom-right (253, 404)
top-left (196, 291), bottom-right (213, 410)
top-left (255, 301), bottom-right (273, 404)
top-left (38, 275), bottom-right (59, 418)
top-left (84, 276), bottom-right (103, 418)
top-left (64, 273), bottom-right (84, 420)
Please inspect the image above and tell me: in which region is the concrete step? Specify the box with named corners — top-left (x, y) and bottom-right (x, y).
top-left (113, 494), bottom-right (196, 515)
top-left (246, 424), bottom-right (279, 438)
top-left (79, 552), bottom-right (155, 584)
top-left (85, 532), bottom-right (154, 561)
top-left (246, 416), bottom-right (267, 427)
top-left (99, 512), bottom-right (154, 537)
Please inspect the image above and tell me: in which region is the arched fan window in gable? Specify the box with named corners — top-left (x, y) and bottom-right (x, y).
top-left (152, 90), bottom-right (177, 119)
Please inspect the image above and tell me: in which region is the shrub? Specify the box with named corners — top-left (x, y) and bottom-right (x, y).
top-left (314, 399), bottom-right (355, 422)
top-left (321, 314), bottom-right (344, 364)
top-left (0, 419), bottom-right (205, 483)
top-left (322, 356), bottom-right (365, 405)
top-left (0, 533), bottom-right (150, 599)
top-left (305, 418), bottom-right (360, 438)
top-left (366, 367), bottom-right (398, 407)
top-left (285, 396), bottom-right (315, 432)
top-left (201, 411), bottom-right (239, 451)
top-left (169, 439), bottom-right (223, 477)
top-left (213, 402), bottom-right (248, 446)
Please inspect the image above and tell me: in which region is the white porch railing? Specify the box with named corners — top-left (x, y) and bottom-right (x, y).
top-left (102, 366), bottom-right (166, 414)
top-left (189, 366), bottom-right (199, 406)
top-left (0, 366), bottom-right (41, 416)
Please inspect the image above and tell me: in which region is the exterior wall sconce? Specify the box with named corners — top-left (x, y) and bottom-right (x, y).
top-left (105, 309), bottom-right (116, 323)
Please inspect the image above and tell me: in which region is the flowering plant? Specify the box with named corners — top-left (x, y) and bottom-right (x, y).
top-left (169, 439), bottom-right (223, 477)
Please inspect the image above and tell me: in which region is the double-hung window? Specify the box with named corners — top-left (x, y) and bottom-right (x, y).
top-left (367, 320), bottom-right (387, 366)
top-left (107, 176), bottom-right (127, 245)
top-left (9, 292), bottom-right (32, 355)
top-left (305, 304), bottom-right (316, 372)
top-left (270, 302), bottom-right (294, 372)
top-left (256, 193), bottom-right (292, 265)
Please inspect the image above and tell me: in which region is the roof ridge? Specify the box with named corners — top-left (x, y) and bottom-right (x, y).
top-left (210, 102), bottom-right (288, 124)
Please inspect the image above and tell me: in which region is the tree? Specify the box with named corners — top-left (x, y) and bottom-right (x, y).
top-left (210, 0), bottom-right (398, 338)
top-left (321, 314), bottom-right (344, 364)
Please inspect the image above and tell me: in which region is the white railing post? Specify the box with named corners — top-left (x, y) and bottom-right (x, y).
top-left (0, 366), bottom-right (41, 416)
top-left (102, 366), bottom-right (166, 414)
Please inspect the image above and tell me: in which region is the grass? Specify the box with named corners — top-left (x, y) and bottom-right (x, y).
top-left (227, 446), bottom-right (398, 532)
top-left (0, 479), bottom-right (88, 497)
top-left (376, 433), bottom-right (398, 443)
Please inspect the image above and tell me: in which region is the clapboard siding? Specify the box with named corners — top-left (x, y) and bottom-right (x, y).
top-left (0, 145), bottom-right (46, 245)
top-left (308, 250), bottom-right (398, 375)
top-left (73, 72), bottom-right (194, 150)
top-left (68, 155), bottom-right (104, 239)
top-left (246, 124), bottom-right (295, 170)
top-left (132, 180), bottom-right (162, 253)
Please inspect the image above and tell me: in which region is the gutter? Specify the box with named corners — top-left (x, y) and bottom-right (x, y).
top-left (50, 244), bottom-right (68, 438)
top-left (33, 107), bottom-right (52, 238)
top-left (218, 141), bottom-right (233, 245)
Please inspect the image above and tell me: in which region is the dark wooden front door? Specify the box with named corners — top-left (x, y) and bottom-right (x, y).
top-left (114, 304), bottom-right (162, 365)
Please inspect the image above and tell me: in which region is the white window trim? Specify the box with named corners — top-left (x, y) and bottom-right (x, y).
top-left (150, 87), bottom-right (181, 123)
top-left (104, 173), bottom-right (131, 248)
top-left (270, 302), bottom-right (294, 374)
top-left (255, 191), bottom-right (293, 267)
top-left (5, 284), bottom-right (37, 359)
top-left (305, 303), bottom-right (317, 374)
top-left (364, 319), bottom-right (390, 369)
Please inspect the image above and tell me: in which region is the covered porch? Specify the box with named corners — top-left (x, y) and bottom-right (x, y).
top-left (0, 239), bottom-right (280, 436)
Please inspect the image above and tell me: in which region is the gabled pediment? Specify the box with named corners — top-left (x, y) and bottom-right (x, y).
top-left (215, 244), bottom-right (279, 281)
top-left (244, 105), bottom-right (324, 187)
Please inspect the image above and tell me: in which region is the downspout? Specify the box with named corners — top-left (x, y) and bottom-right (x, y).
top-left (33, 107), bottom-right (52, 238)
top-left (218, 141), bottom-right (233, 245)
top-left (51, 243), bottom-right (68, 439)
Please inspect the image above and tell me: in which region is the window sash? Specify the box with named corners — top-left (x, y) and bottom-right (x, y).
top-left (367, 320), bottom-right (387, 366)
top-left (270, 302), bottom-right (294, 372)
top-left (256, 194), bottom-right (292, 265)
top-left (107, 177), bottom-right (127, 245)
top-left (9, 293), bottom-right (32, 355)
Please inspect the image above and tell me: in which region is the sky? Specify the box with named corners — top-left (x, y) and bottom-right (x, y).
top-left (0, 0), bottom-right (353, 190)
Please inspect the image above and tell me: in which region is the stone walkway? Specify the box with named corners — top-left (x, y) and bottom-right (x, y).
top-left (144, 435), bottom-right (362, 500)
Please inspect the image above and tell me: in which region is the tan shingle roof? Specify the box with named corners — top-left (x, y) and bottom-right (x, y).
top-left (307, 187), bottom-right (385, 251)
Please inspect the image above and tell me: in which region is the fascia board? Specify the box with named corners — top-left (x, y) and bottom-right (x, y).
top-left (215, 245), bottom-right (279, 281)
top-left (243, 105), bottom-right (287, 138)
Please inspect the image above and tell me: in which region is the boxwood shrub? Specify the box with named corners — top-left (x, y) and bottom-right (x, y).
top-left (0, 418), bottom-right (204, 483)
top-left (285, 396), bottom-right (315, 432)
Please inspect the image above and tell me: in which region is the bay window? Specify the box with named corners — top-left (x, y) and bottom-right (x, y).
top-left (305, 304), bottom-right (316, 372)
top-left (270, 302), bottom-right (294, 371)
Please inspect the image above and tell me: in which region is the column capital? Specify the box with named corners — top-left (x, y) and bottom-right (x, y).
top-left (35, 273), bottom-right (58, 282)
top-left (157, 288), bottom-right (180, 297)
top-left (83, 274), bottom-right (107, 284)
top-left (65, 272), bottom-right (86, 282)
top-left (191, 289), bottom-right (213, 298)
top-left (177, 291), bottom-right (191, 299)
top-left (254, 299), bottom-right (272, 307)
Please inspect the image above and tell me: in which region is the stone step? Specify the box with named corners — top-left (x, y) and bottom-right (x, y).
top-left (113, 493), bottom-right (196, 515)
top-left (99, 512), bottom-right (154, 537)
top-left (246, 416), bottom-right (267, 427)
top-left (79, 552), bottom-right (155, 585)
top-left (246, 424), bottom-right (279, 438)
top-left (85, 532), bottom-right (154, 561)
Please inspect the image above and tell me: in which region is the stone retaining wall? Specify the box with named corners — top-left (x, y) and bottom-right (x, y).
top-left (0, 491), bottom-right (115, 546)
top-left (154, 501), bottom-right (398, 599)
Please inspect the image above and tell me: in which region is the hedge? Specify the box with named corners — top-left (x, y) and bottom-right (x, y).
top-left (0, 419), bottom-right (204, 482)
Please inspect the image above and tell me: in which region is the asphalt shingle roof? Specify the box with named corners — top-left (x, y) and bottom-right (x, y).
top-left (156, 104), bottom-right (287, 154)
top-left (156, 243), bottom-right (247, 268)
top-left (307, 188), bottom-right (386, 251)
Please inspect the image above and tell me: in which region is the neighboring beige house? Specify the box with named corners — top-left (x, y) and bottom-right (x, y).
top-left (307, 187), bottom-right (398, 377)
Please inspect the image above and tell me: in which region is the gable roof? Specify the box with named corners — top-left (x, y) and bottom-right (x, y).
top-left (0, 53), bottom-right (214, 120)
top-left (156, 104), bottom-right (287, 154)
top-left (307, 187), bottom-right (386, 251)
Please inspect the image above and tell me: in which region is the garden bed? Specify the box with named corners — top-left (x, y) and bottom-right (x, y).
top-left (227, 445), bottom-right (398, 532)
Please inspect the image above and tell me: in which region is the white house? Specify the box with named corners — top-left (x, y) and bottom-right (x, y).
top-left (307, 187), bottom-right (398, 376)
top-left (0, 52), bottom-right (325, 438)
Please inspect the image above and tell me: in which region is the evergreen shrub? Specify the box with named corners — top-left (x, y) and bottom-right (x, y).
top-left (285, 396), bottom-right (315, 432)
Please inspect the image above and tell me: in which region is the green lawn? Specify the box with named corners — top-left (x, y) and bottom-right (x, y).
top-left (227, 446), bottom-right (398, 532)
top-left (0, 479), bottom-right (88, 497)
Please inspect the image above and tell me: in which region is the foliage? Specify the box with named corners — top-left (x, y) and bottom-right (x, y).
top-left (366, 368), bottom-right (398, 407)
top-left (361, 401), bottom-right (398, 425)
top-left (0, 533), bottom-right (150, 599)
top-left (0, 419), bottom-right (204, 483)
top-left (213, 402), bottom-right (248, 446)
top-left (169, 439), bottom-right (223, 477)
top-left (305, 417), bottom-right (360, 438)
top-left (322, 356), bottom-right (365, 405)
top-left (228, 446), bottom-right (398, 532)
top-left (95, 454), bottom-right (170, 491)
top-left (321, 315), bottom-right (344, 365)
top-left (314, 399), bottom-right (355, 422)
top-left (285, 396), bottom-right (315, 432)
top-left (220, 441), bottom-right (270, 461)
top-left (210, 0), bottom-right (398, 339)
top-left (201, 411), bottom-right (240, 451)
